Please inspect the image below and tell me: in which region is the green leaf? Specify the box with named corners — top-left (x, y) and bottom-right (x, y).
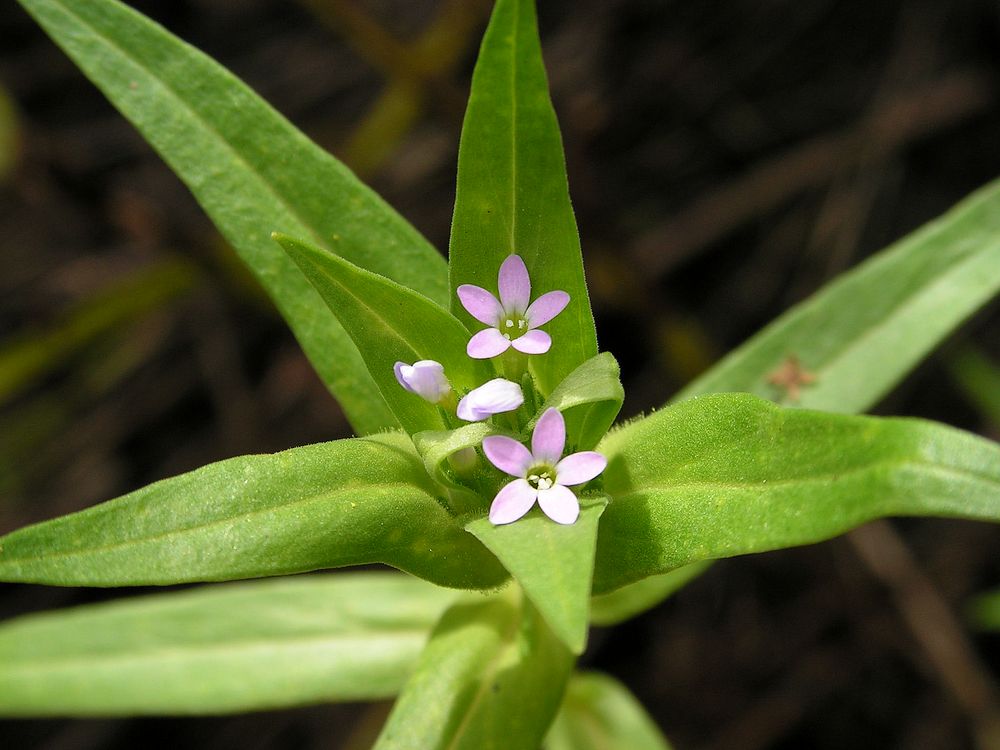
top-left (467, 498), bottom-right (607, 654)
top-left (593, 393), bottom-right (1000, 594)
top-left (18, 0), bottom-right (450, 435)
top-left (375, 590), bottom-right (574, 750)
top-left (413, 423), bottom-right (494, 515)
top-left (448, 0), bottom-right (598, 396)
top-left (590, 560), bottom-right (712, 626)
top-left (0, 432), bottom-right (506, 591)
top-left (545, 672), bottom-right (673, 750)
top-left (0, 572), bottom-right (455, 716)
top-left (277, 233), bottom-right (491, 435)
top-left (536, 352), bottom-right (624, 451)
top-left (675, 178), bottom-right (1000, 412)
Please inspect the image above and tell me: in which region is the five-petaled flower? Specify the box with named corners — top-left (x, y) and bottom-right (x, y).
top-left (393, 360), bottom-right (451, 403)
top-left (458, 254), bottom-right (569, 359)
top-left (483, 408), bottom-right (606, 525)
top-left (457, 378), bottom-right (524, 421)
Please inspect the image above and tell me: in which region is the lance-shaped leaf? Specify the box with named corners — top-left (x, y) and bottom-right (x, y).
top-left (593, 393), bottom-right (1000, 594)
top-left (375, 591), bottom-right (574, 750)
top-left (590, 560), bottom-right (712, 627)
top-left (449, 0), bottom-right (597, 396)
top-left (277, 234), bottom-right (491, 435)
top-left (467, 498), bottom-right (607, 654)
top-left (545, 672), bottom-right (673, 750)
top-left (536, 352), bottom-right (624, 452)
top-left (17, 0), bottom-right (451, 435)
top-left (0, 573), bottom-right (456, 716)
top-left (675, 177), bottom-right (1000, 412)
top-left (0, 433), bottom-right (506, 591)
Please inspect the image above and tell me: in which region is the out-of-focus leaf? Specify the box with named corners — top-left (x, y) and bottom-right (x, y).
top-left (18, 0), bottom-right (450, 434)
top-left (374, 590), bottom-right (574, 750)
top-left (537, 352), bottom-right (624, 452)
top-left (590, 560), bottom-right (712, 626)
top-left (0, 82), bottom-right (19, 181)
top-left (0, 573), bottom-right (455, 716)
top-left (970, 588), bottom-right (1000, 631)
top-left (0, 433), bottom-right (506, 591)
top-left (545, 672), bottom-right (673, 750)
top-left (594, 393), bottom-right (1000, 594)
top-left (675, 178), bottom-right (1000, 413)
top-left (448, 0), bottom-right (597, 396)
top-left (277, 234), bottom-right (490, 435)
top-left (945, 346), bottom-right (1000, 429)
top-left (467, 497), bottom-right (607, 654)
top-left (0, 260), bottom-right (196, 404)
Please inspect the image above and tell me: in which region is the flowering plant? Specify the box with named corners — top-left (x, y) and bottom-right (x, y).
top-left (2, 0), bottom-right (1000, 747)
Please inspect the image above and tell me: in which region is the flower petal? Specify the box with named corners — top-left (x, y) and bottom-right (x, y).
top-left (525, 290), bottom-right (570, 327)
top-left (498, 254), bottom-right (530, 312)
top-left (531, 408), bottom-right (565, 464)
top-left (555, 451), bottom-right (607, 485)
top-left (393, 361), bottom-right (415, 393)
top-left (489, 479), bottom-right (537, 525)
top-left (483, 435), bottom-right (533, 477)
top-left (457, 285), bottom-right (503, 326)
top-left (467, 328), bottom-right (511, 359)
top-left (511, 329), bottom-right (551, 354)
top-left (457, 378), bottom-right (524, 421)
top-left (393, 360), bottom-right (450, 402)
top-left (536, 484), bottom-right (579, 525)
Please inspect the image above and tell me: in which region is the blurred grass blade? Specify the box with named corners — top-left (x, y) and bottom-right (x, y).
top-left (0, 432), bottom-right (506, 591)
top-left (17, 0), bottom-right (450, 435)
top-left (590, 560), bottom-right (712, 626)
top-left (467, 497), bottom-right (607, 654)
top-left (277, 233), bottom-right (491, 435)
top-left (448, 0), bottom-right (598, 396)
top-left (545, 672), bottom-right (673, 750)
top-left (374, 591), bottom-right (574, 750)
top-left (675, 178), bottom-right (1000, 412)
top-left (0, 259), bottom-right (196, 404)
top-left (945, 346), bottom-right (1000, 429)
top-left (0, 573), bottom-right (455, 716)
top-left (594, 393), bottom-right (1000, 594)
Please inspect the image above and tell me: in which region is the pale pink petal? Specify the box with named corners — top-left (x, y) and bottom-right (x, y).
top-left (393, 361), bottom-right (414, 393)
top-left (489, 479), bottom-right (538, 525)
top-left (536, 484), bottom-right (579, 525)
top-left (482, 435), bottom-right (533, 477)
top-left (498, 255), bottom-right (530, 312)
top-left (525, 290), bottom-right (570, 327)
top-left (393, 360), bottom-right (450, 402)
top-left (511, 329), bottom-right (551, 354)
top-left (457, 285), bottom-right (503, 326)
top-left (531, 408), bottom-right (565, 463)
top-left (457, 378), bottom-right (524, 421)
top-left (467, 328), bottom-right (511, 359)
top-left (555, 451), bottom-right (607, 486)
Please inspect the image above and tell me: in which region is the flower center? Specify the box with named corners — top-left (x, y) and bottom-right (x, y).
top-left (500, 314), bottom-right (529, 340)
top-left (526, 464), bottom-right (557, 491)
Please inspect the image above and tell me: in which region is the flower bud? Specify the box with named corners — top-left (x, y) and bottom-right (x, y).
top-left (457, 378), bottom-right (524, 421)
top-left (393, 360), bottom-right (451, 403)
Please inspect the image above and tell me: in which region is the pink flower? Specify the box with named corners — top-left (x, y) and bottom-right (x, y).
top-left (482, 408), bottom-right (606, 525)
top-left (457, 378), bottom-right (524, 422)
top-left (457, 255), bottom-right (570, 359)
top-left (393, 360), bottom-right (451, 403)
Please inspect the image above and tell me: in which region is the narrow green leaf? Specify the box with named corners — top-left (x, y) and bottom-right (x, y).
top-left (590, 560), bottom-right (712, 627)
top-left (0, 573), bottom-right (455, 716)
top-left (18, 0), bottom-right (450, 434)
top-left (449, 0), bottom-right (598, 396)
top-left (0, 433), bottom-right (506, 591)
top-left (546, 672), bottom-right (673, 750)
top-left (594, 393), bottom-right (1000, 594)
top-left (277, 233), bottom-right (491, 435)
top-left (536, 352), bottom-right (624, 451)
top-left (675, 178), bottom-right (1000, 412)
top-left (467, 498), bottom-right (607, 654)
top-left (375, 590), bottom-right (574, 750)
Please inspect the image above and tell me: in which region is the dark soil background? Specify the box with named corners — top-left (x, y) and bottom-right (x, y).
top-left (2, 0), bottom-right (1000, 748)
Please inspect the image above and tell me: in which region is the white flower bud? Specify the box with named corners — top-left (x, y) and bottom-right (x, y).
top-left (393, 360), bottom-right (451, 403)
top-left (457, 378), bottom-right (524, 421)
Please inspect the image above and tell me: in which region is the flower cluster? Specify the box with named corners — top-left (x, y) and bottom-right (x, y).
top-left (393, 254), bottom-right (605, 525)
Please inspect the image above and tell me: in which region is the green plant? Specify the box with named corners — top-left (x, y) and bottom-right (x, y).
top-left (2, 0), bottom-right (1000, 747)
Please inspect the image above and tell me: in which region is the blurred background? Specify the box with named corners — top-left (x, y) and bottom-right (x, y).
top-left (2, 0), bottom-right (1000, 747)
